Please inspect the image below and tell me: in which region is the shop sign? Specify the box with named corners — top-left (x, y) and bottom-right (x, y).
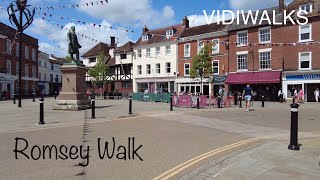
top-left (213, 76), bottom-right (227, 84)
top-left (286, 74), bottom-right (320, 81)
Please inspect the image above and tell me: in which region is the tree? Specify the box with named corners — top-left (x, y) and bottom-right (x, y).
top-left (190, 44), bottom-right (213, 78)
top-left (87, 52), bottom-right (110, 94)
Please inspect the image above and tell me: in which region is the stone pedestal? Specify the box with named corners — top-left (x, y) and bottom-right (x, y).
top-left (53, 64), bottom-right (91, 111)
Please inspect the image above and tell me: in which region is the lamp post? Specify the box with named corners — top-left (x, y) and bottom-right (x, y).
top-left (197, 68), bottom-right (204, 95)
top-left (7, 0), bottom-right (35, 107)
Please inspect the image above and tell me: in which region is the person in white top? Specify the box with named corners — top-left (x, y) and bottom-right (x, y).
top-left (314, 88), bottom-right (319, 102)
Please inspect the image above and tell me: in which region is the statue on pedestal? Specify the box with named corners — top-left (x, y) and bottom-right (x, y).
top-left (67, 26), bottom-right (82, 65)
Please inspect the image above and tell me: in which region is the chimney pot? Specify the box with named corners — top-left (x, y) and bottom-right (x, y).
top-left (182, 16), bottom-right (189, 28)
top-left (110, 36), bottom-right (115, 48)
top-left (143, 26), bottom-right (148, 33)
top-left (279, 0), bottom-right (285, 13)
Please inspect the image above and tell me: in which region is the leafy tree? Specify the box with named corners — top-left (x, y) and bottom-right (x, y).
top-left (190, 44), bottom-right (213, 78)
top-left (87, 52), bottom-right (110, 92)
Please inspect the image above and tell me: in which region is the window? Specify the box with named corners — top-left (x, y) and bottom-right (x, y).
top-left (55, 75), bottom-right (59, 82)
top-left (25, 80), bottom-right (28, 94)
top-left (122, 82), bottom-right (132, 88)
top-left (16, 43), bottom-right (19, 57)
top-left (166, 62), bottom-right (171, 73)
top-left (137, 50), bottom-right (142, 58)
top-left (184, 43), bottom-right (190, 57)
top-left (32, 66), bottom-right (36, 77)
top-left (44, 61), bottom-right (47, 68)
top-left (212, 60), bottom-right (219, 75)
top-left (299, 3), bottom-right (313, 13)
top-left (16, 62), bottom-right (19, 75)
top-left (44, 73), bottom-right (47, 81)
top-left (120, 54), bottom-right (127, 59)
top-left (156, 63), bottom-right (160, 74)
top-left (184, 63), bottom-right (190, 76)
top-left (50, 74), bottom-right (53, 82)
top-left (6, 60), bottom-right (11, 74)
top-left (89, 57), bottom-right (96, 63)
top-left (25, 46), bottom-right (29, 59)
top-left (198, 41), bottom-right (204, 54)
top-left (39, 73), bottom-right (41, 81)
top-left (156, 47), bottom-right (160, 56)
top-left (165, 45), bottom-right (171, 55)
top-left (25, 64), bottom-right (28, 77)
top-left (32, 83), bottom-right (35, 92)
top-left (212, 39), bottom-right (220, 54)
top-left (32, 49), bottom-right (36, 61)
top-left (6, 39), bottom-right (11, 54)
top-left (237, 54), bottom-right (248, 71)
top-left (51, 63), bottom-right (54, 70)
top-left (137, 65), bottom-right (142, 75)
top-left (146, 48), bottom-right (151, 57)
top-left (299, 52), bottom-right (311, 70)
top-left (237, 31), bottom-right (248, 46)
top-left (259, 51), bottom-right (271, 70)
top-left (166, 30), bottom-right (173, 37)
top-left (146, 64), bottom-right (151, 75)
top-left (299, 24), bottom-right (312, 42)
top-left (142, 35), bottom-right (148, 41)
top-left (259, 27), bottom-right (271, 43)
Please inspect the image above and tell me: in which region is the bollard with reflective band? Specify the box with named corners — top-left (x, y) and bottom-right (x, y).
top-left (54, 92), bottom-right (57, 99)
top-left (288, 103), bottom-right (300, 151)
top-left (39, 98), bottom-right (45, 125)
top-left (91, 95), bottom-right (96, 119)
top-left (13, 94), bottom-right (16, 104)
top-left (292, 97), bottom-right (295, 104)
top-left (197, 95), bottom-right (200, 109)
top-left (32, 92), bottom-right (35, 102)
top-left (170, 95), bottom-right (173, 111)
top-left (128, 96), bottom-right (132, 114)
top-left (218, 96), bottom-right (221, 108)
top-left (262, 96), bottom-right (265, 107)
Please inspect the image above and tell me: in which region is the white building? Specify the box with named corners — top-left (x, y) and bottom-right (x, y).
top-left (132, 23), bottom-right (186, 93)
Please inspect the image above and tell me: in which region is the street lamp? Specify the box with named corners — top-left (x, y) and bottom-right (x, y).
top-left (197, 68), bottom-right (203, 95)
top-left (7, 0), bottom-right (35, 107)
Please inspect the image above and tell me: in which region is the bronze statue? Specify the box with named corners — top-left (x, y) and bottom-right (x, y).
top-left (67, 26), bottom-right (82, 64)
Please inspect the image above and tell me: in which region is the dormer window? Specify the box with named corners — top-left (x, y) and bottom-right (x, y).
top-left (299, 3), bottom-right (313, 13)
top-left (142, 35), bottom-right (149, 41)
top-left (166, 30), bottom-right (174, 37)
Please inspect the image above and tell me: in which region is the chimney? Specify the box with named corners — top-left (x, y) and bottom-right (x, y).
top-left (143, 26), bottom-right (148, 33)
top-left (279, 0), bottom-right (285, 13)
top-left (182, 16), bottom-right (189, 28)
top-left (110, 36), bottom-right (115, 47)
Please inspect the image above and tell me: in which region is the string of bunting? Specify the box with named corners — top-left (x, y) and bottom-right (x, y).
top-left (36, 12), bottom-right (134, 33)
top-left (38, 26), bottom-right (68, 54)
top-left (34, 0), bottom-right (108, 10)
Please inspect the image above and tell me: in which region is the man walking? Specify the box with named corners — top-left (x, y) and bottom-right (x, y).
top-left (242, 84), bottom-right (252, 112)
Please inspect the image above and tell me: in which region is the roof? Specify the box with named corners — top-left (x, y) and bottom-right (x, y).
top-left (180, 23), bottom-right (230, 38)
top-left (114, 41), bottom-right (134, 53)
top-left (82, 42), bottom-right (110, 57)
top-left (50, 55), bottom-right (68, 65)
top-left (107, 57), bottom-right (116, 66)
top-left (229, 6), bottom-right (283, 31)
top-left (133, 24), bottom-right (185, 47)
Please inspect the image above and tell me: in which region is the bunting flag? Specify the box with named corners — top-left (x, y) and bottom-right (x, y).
top-left (35, 0), bottom-right (108, 10)
top-left (37, 12), bottom-right (134, 33)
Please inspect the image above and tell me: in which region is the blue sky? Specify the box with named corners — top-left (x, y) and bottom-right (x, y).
top-left (0, 0), bottom-right (293, 57)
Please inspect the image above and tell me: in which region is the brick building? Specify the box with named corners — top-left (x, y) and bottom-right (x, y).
top-left (177, 17), bottom-right (229, 96)
top-left (0, 22), bottom-right (38, 99)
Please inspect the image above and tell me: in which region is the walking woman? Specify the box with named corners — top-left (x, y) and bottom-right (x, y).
top-left (298, 88), bottom-right (304, 104)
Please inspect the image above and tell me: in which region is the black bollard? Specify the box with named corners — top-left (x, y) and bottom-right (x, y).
top-left (239, 97), bottom-right (242, 108)
top-left (32, 92), bottom-right (35, 102)
top-left (128, 96), bottom-right (132, 114)
top-left (13, 94), bottom-right (16, 104)
top-left (197, 95), bottom-right (200, 109)
top-left (218, 96), bottom-right (221, 108)
top-left (288, 103), bottom-right (300, 151)
top-left (91, 95), bottom-right (96, 119)
top-left (234, 94), bottom-right (238, 105)
top-left (54, 91), bottom-right (57, 99)
top-left (262, 96), bottom-right (265, 107)
top-left (39, 98), bottom-right (45, 125)
top-left (170, 95), bottom-right (173, 111)
top-left (292, 97), bottom-right (295, 104)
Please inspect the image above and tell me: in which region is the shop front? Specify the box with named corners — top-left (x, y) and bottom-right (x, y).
top-left (212, 75), bottom-right (227, 97)
top-left (176, 77), bottom-right (211, 96)
top-left (282, 71), bottom-right (320, 102)
top-left (135, 77), bottom-right (175, 93)
top-left (0, 73), bottom-right (17, 99)
top-left (225, 71), bottom-right (282, 101)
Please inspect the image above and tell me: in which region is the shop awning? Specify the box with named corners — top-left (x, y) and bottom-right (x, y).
top-left (225, 71), bottom-right (281, 84)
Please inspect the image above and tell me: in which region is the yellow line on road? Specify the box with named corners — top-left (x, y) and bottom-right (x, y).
top-left (153, 137), bottom-right (261, 180)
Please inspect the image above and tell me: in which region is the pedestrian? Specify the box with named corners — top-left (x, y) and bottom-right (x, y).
top-left (298, 88), bottom-right (304, 104)
top-left (314, 88), bottom-right (319, 102)
top-left (242, 84), bottom-right (253, 112)
top-left (278, 89), bottom-right (284, 103)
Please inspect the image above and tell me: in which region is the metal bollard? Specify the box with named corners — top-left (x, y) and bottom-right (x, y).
top-left (91, 95), bottom-right (96, 119)
top-left (292, 97), bottom-right (295, 104)
top-left (54, 92), bottom-right (57, 99)
top-left (39, 98), bottom-right (45, 125)
top-left (234, 94), bottom-right (238, 105)
top-left (239, 97), bottom-right (242, 108)
top-left (262, 96), bottom-right (265, 107)
top-left (170, 95), bottom-right (173, 111)
top-left (197, 95), bottom-right (200, 109)
top-left (13, 94), bottom-right (16, 104)
top-left (288, 103), bottom-right (300, 151)
top-left (128, 96), bottom-right (132, 114)
top-left (218, 96), bottom-right (221, 108)
top-left (32, 92), bottom-right (35, 102)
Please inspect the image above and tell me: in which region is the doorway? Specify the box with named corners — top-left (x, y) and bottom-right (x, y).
top-left (203, 85), bottom-right (209, 96)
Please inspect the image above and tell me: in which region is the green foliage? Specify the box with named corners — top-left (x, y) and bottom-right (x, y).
top-left (88, 52), bottom-right (110, 86)
top-left (190, 44), bottom-right (213, 78)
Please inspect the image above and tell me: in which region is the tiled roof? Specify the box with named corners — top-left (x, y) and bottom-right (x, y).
top-left (114, 41), bottom-right (134, 53)
top-left (82, 42), bottom-right (110, 57)
top-left (180, 23), bottom-right (230, 38)
top-left (107, 57), bottom-right (116, 66)
top-left (133, 24), bottom-right (185, 47)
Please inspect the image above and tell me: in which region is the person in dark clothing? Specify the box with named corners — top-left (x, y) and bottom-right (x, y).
top-left (242, 84), bottom-right (253, 112)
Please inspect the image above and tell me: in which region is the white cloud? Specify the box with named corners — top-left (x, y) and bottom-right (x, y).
top-left (30, 18), bottom-right (132, 57)
top-left (77, 0), bottom-right (175, 28)
top-left (228, 0), bottom-right (294, 11)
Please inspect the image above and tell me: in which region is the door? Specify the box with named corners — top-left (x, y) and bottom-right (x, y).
top-left (203, 85), bottom-right (209, 96)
